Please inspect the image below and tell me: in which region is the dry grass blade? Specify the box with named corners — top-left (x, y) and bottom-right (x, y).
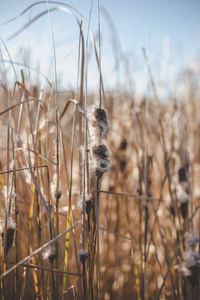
top-left (0, 221), bottom-right (80, 280)
top-left (0, 98), bottom-right (46, 117)
top-left (0, 260), bottom-right (83, 277)
top-left (97, 189), bottom-right (163, 202)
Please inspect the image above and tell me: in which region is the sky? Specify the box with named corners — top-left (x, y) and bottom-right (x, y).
top-left (0, 0), bottom-right (200, 98)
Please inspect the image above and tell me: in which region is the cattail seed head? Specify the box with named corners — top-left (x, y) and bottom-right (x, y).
top-left (181, 249), bottom-right (200, 286)
top-left (180, 202), bottom-right (188, 219)
top-left (120, 159), bottom-right (126, 172)
top-left (54, 187), bottom-right (63, 201)
top-left (85, 194), bottom-right (93, 215)
top-left (42, 245), bottom-right (56, 264)
top-left (92, 144), bottom-right (111, 159)
top-left (176, 184), bottom-right (189, 203)
top-left (92, 158), bottom-right (111, 175)
top-left (181, 229), bottom-right (200, 286)
top-left (0, 217), bottom-right (16, 255)
top-left (119, 139), bottom-right (127, 150)
top-left (186, 229), bottom-right (199, 250)
top-left (77, 194), bottom-right (93, 212)
top-left (176, 184), bottom-right (189, 218)
top-left (178, 167), bottom-right (187, 182)
top-left (79, 249), bottom-right (89, 264)
top-left (88, 105), bottom-right (109, 139)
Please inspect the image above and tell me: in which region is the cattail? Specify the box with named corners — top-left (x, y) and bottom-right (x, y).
top-left (91, 144), bottom-right (111, 160)
top-left (120, 159), bottom-right (126, 172)
top-left (186, 229), bottom-right (199, 250)
top-left (119, 139), bottom-right (127, 150)
top-left (90, 144), bottom-right (111, 178)
top-left (178, 167), bottom-right (187, 182)
top-left (51, 173), bottom-right (63, 201)
top-left (42, 245), bottom-right (56, 264)
top-left (176, 184), bottom-right (189, 219)
top-left (92, 158), bottom-right (111, 178)
top-left (181, 230), bottom-right (200, 286)
top-left (85, 194), bottom-right (93, 215)
top-left (78, 194), bottom-right (93, 214)
top-left (87, 105), bottom-right (111, 180)
top-left (87, 105), bottom-right (109, 140)
top-left (178, 167), bottom-right (189, 192)
top-left (0, 217), bottom-right (16, 255)
top-left (79, 248), bottom-right (89, 264)
top-left (54, 187), bottom-right (63, 201)
top-left (181, 249), bottom-right (200, 286)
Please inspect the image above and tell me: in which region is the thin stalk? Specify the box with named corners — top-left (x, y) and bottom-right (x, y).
top-left (45, 1), bottom-right (60, 296)
top-left (0, 260), bottom-right (83, 277)
top-left (62, 19), bottom-right (83, 299)
top-left (96, 179), bottom-right (101, 300)
top-left (82, 1), bottom-right (94, 299)
top-left (184, 116), bottom-right (193, 228)
top-left (98, 0), bottom-right (102, 108)
top-left (62, 104), bottom-right (76, 297)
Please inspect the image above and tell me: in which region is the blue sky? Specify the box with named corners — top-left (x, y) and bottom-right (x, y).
top-left (0, 0), bottom-right (200, 97)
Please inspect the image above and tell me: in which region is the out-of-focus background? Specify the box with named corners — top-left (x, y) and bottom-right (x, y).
top-left (1, 0), bottom-right (200, 96)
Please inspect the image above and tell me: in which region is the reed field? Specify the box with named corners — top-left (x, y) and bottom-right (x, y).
top-left (0, 1), bottom-right (199, 299)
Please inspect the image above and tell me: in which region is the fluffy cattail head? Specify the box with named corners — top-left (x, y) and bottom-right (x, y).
top-left (186, 229), bottom-right (199, 250)
top-left (88, 105), bottom-right (109, 139)
top-left (77, 194), bottom-right (93, 213)
top-left (92, 158), bottom-right (111, 179)
top-left (42, 245), bottom-right (56, 264)
top-left (181, 249), bottom-right (200, 286)
top-left (51, 174), bottom-right (63, 201)
top-left (92, 144), bottom-right (111, 159)
top-left (181, 229), bottom-right (200, 286)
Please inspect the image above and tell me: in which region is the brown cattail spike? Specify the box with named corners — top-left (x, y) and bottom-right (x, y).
top-left (92, 144), bottom-right (111, 159)
top-left (178, 167), bottom-right (187, 182)
top-left (180, 202), bottom-right (188, 219)
top-left (85, 194), bottom-right (94, 215)
top-left (119, 139), bottom-right (127, 150)
top-left (54, 187), bottom-right (63, 201)
top-left (1, 228), bottom-right (15, 255)
top-left (79, 249), bottom-right (89, 264)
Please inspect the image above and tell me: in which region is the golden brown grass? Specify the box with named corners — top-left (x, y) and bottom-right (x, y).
top-left (0, 2), bottom-right (200, 300)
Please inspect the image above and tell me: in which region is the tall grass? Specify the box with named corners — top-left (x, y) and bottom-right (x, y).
top-left (0, 1), bottom-right (200, 300)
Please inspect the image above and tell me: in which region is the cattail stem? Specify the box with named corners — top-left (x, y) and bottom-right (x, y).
top-left (98, 0), bottom-right (102, 109)
top-left (96, 178), bottom-right (101, 300)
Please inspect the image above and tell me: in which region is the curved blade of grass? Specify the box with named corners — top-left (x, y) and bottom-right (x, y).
top-left (16, 148), bottom-right (56, 166)
top-left (0, 98), bottom-right (46, 118)
top-left (60, 99), bottom-right (85, 121)
top-left (5, 2), bottom-right (106, 101)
